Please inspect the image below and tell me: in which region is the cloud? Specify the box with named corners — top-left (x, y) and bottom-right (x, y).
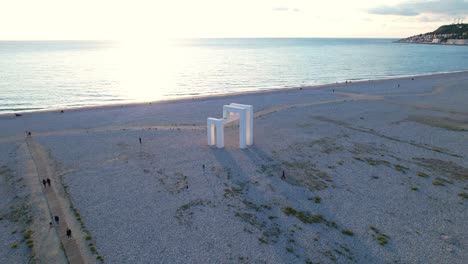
top-left (369, 6), bottom-right (418, 16)
top-left (272, 7), bottom-right (289, 12)
top-left (272, 7), bottom-right (300, 12)
top-left (369, 0), bottom-right (468, 17)
top-left (418, 15), bottom-right (450, 22)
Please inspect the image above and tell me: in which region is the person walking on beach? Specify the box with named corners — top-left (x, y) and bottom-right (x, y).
top-left (42, 179), bottom-right (47, 187)
top-left (54, 216), bottom-right (59, 224)
top-left (281, 170), bottom-right (286, 180)
top-left (139, 137), bottom-right (142, 144)
top-left (66, 228), bottom-right (72, 239)
top-left (46, 178), bottom-right (51, 186)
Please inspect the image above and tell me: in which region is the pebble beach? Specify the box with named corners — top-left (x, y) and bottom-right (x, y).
top-left (0, 71), bottom-right (467, 263)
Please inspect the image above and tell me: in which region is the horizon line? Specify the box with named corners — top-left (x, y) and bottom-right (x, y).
top-left (0, 37), bottom-right (402, 41)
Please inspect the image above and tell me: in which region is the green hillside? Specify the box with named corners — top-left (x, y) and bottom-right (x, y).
top-left (432, 24), bottom-right (468, 36)
top-left (399, 23), bottom-right (468, 42)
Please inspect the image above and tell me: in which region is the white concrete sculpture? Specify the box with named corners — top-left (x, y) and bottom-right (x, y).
top-left (207, 103), bottom-right (253, 149)
top-left (207, 117), bottom-right (224, 148)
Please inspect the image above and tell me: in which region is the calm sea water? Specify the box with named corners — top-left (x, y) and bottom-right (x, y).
top-left (1, 39), bottom-right (467, 114)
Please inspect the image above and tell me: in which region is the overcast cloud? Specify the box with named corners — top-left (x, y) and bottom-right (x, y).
top-left (369, 0), bottom-right (468, 17)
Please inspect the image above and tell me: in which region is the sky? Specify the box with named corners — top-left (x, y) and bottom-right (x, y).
top-left (0, 0), bottom-right (467, 40)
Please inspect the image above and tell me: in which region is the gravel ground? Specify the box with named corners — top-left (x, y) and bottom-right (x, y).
top-left (0, 142), bottom-right (32, 264)
top-left (1, 71), bottom-right (467, 263)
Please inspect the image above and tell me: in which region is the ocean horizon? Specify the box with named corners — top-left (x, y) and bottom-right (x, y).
top-left (1, 38), bottom-right (467, 114)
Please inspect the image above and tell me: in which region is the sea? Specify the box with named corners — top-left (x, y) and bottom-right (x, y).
top-left (1, 38), bottom-right (467, 114)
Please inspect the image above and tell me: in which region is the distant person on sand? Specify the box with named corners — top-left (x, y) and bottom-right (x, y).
top-left (66, 228), bottom-right (72, 239)
top-left (46, 178), bottom-right (51, 186)
top-left (27, 131), bottom-right (31, 136)
top-left (139, 137), bottom-right (142, 144)
top-left (42, 179), bottom-right (47, 187)
top-left (54, 216), bottom-right (59, 224)
top-left (281, 170), bottom-right (286, 180)
top-left (49, 222), bottom-right (53, 228)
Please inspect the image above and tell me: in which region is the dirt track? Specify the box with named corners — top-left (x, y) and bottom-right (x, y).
top-left (26, 138), bottom-right (91, 264)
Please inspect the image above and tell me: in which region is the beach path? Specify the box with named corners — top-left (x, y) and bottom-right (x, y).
top-left (26, 138), bottom-right (89, 264)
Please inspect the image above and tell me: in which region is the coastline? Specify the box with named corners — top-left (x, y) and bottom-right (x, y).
top-left (2, 70), bottom-right (468, 118)
top-left (396, 41), bottom-right (468, 46)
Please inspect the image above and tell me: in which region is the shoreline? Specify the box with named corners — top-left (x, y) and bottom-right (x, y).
top-left (2, 70), bottom-right (468, 118)
top-left (396, 41), bottom-right (468, 46)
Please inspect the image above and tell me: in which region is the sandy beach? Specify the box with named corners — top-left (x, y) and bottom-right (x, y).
top-left (1, 71), bottom-right (467, 263)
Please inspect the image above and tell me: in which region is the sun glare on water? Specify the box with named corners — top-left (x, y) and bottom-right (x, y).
top-left (109, 38), bottom-right (181, 102)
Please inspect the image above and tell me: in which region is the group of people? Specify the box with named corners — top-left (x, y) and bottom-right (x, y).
top-left (42, 178), bottom-right (51, 187)
top-left (50, 215), bottom-right (72, 239)
top-left (43, 181), bottom-right (72, 240)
